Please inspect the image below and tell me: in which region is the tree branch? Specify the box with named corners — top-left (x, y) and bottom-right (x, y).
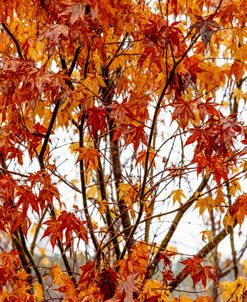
top-left (121, 34), bottom-right (201, 258)
top-left (37, 47), bottom-right (81, 285)
top-left (102, 66), bottom-right (133, 250)
top-left (96, 141), bottom-right (121, 259)
top-left (148, 174), bottom-right (210, 277)
top-left (79, 115), bottom-right (100, 257)
top-left (2, 22), bottom-right (24, 60)
top-left (168, 221), bottom-right (238, 291)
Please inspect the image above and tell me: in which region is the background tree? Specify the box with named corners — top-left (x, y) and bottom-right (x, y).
top-left (0, 0), bottom-right (246, 301)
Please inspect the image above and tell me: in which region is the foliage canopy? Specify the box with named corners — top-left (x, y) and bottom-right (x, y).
top-left (0, 0), bottom-right (247, 301)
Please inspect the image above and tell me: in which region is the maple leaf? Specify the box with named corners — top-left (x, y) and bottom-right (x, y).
top-left (170, 189), bottom-right (186, 205)
top-left (185, 113), bottom-right (243, 182)
top-left (59, 1), bottom-right (86, 24)
top-left (58, 210), bottom-right (88, 248)
top-left (50, 265), bottom-right (77, 298)
top-left (16, 185), bottom-right (39, 216)
top-left (197, 97), bottom-right (220, 121)
top-left (0, 250), bottom-right (21, 287)
top-left (157, 250), bottom-right (176, 285)
top-left (229, 194), bottom-right (247, 225)
top-left (42, 218), bottom-right (63, 249)
top-left (78, 261), bottom-right (96, 286)
top-left (106, 97), bottom-right (134, 124)
top-left (166, 22), bottom-right (185, 54)
top-left (194, 297), bottom-right (213, 302)
top-left (33, 282), bottom-right (44, 301)
top-left (76, 146), bottom-right (100, 170)
top-left (38, 182), bottom-right (60, 207)
top-left (44, 24), bottom-right (69, 40)
top-left (181, 257), bottom-right (217, 287)
top-left (124, 125), bottom-right (148, 151)
top-left (98, 268), bottom-right (118, 300)
top-left (139, 279), bottom-right (170, 301)
top-left (42, 211), bottom-right (88, 249)
top-left (0, 174), bottom-right (16, 201)
top-left (191, 15), bottom-right (220, 46)
top-left (220, 277), bottom-right (247, 302)
top-left (136, 148), bottom-right (156, 169)
top-left (194, 196), bottom-right (214, 215)
top-left (86, 107), bottom-right (108, 137)
top-left (107, 273), bottom-right (140, 302)
top-left (170, 96), bottom-right (196, 129)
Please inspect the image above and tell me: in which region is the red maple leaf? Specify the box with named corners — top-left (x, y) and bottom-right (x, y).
top-left (229, 194), bottom-right (247, 225)
top-left (58, 210), bottom-right (88, 248)
top-left (42, 211), bottom-right (88, 249)
top-left (106, 97), bottom-right (134, 124)
top-left (181, 256), bottom-right (217, 287)
top-left (86, 107), bottom-right (108, 137)
top-left (16, 185), bottom-right (39, 216)
top-left (170, 96), bottom-right (196, 129)
top-left (197, 97), bottom-right (220, 121)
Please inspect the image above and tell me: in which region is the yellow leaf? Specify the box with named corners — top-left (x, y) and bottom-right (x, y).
top-left (171, 189), bottom-right (185, 205)
top-left (98, 199), bottom-right (107, 218)
top-left (76, 147), bottom-right (100, 171)
top-left (214, 189), bottom-right (226, 207)
top-left (229, 180), bottom-right (241, 196)
top-left (219, 277), bottom-right (247, 301)
top-left (86, 185), bottom-right (99, 200)
top-left (33, 282), bottom-right (44, 301)
top-left (194, 196), bottom-right (214, 215)
top-left (223, 212), bottom-right (234, 230)
top-left (169, 294), bottom-right (193, 302)
top-left (200, 230), bottom-right (213, 243)
top-left (139, 279), bottom-right (170, 301)
top-left (118, 182), bottom-right (139, 219)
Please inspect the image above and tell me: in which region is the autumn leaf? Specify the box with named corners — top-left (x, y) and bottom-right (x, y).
top-left (190, 15), bottom-right (220, 46)
top-left (16, 185), bottom-right (40, 216)
top-left (170, 189), bottom-right (186, 205)
top-left (33, 282), bottom-right (44, 301)
top-left (76, 146), bottom-right (100, 170)
top-left (229, 194), bottom-right (247, 225)
top-left (181, 257), bottom-right (217, 287)
top-left (50, 265), bottom-right (77, 298)
top-left (98, 268), bottom-right (118, 300)
top-left (139, 279), bottom-right (170, 302)
top-left (42, 211), bottom-right (88, 249)
top-left (107, 273), bottom-right (140, 302)
top-left (59, 1), bottom-right (86, 24)
top-left (197, 97), bottom-right (220, 121)
top-left (44, 24), bottom-right (69, 40)
top-left (107, 97), bottom-right (134, 124)
top-left (194, 196), bottom-right (214, 215)
top-left (136, 148), bottom-right (156, 169)
top-left (86, 107), bottom-right (108, 137)
top-left (170, 96), bottom-right (196, 129)
top-left (194, 297), bottom-right (212, 302)
top-left (220, 277), bottom-right (247, 302)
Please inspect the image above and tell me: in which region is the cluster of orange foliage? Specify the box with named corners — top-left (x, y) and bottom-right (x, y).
top-left (0, 0), bottom-right (246, 301)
